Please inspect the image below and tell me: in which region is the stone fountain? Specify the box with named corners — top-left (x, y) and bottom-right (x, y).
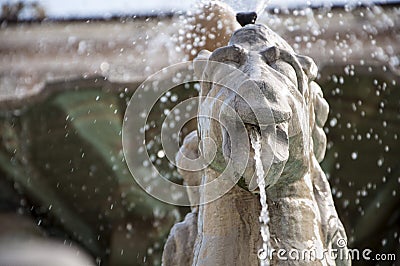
top-left (162, 7), bottom-right (350, 266)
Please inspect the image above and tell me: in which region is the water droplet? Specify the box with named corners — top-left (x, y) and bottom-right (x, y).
top-left (361, 189), bottom-right (367, 197)
top-left (171, 94), bottom-right (178, 102)
top-left (377, 158), bottom-right (384, 167)
top-left (384, 145), bottom-right (389, 152)
top-left (329, 117), bottom-right (337, 127)
top-left (100, 62), bottom-right (110, 72)
top-left (157, 150), bottom-right (165, 158)
top-left (126, 223), bottom-right (133, 231)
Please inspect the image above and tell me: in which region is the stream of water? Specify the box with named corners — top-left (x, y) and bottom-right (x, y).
top-left (250, 130), bottom-right (271, 266)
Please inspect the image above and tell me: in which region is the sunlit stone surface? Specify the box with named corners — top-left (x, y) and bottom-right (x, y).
top-left (163, 12), bottom-right (350, 266)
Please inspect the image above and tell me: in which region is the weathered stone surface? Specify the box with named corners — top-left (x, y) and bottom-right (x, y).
top-left (162, 212), bottom-right (198, 266)
top-left (163, 21), bottom-right (349, 266)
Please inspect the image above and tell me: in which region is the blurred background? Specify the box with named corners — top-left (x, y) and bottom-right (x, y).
top-left (0, 0), bottom-right (399, 265)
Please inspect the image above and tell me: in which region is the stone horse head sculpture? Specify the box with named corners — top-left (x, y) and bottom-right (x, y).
top-left (163, 23), bottom-right (350, 266)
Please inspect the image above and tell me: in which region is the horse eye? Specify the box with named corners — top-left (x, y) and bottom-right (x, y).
top-left (260, 46), bottom-right (281, 65)
top-left (260, 46), bottom-right (309, 97)
top-left (209, 45), bottom-right (247, 64)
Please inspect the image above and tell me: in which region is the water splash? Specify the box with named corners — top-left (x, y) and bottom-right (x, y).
top-left (220, 0), bottom-right (270, 14)
top-left (250, 129), bottom-right (271, 266)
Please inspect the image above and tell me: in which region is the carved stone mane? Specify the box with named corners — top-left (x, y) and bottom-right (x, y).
top-left (163, 24), bottom-right (349, 266)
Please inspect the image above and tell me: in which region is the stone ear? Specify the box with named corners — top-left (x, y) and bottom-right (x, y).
top-left (193, 50), bottom-right (212, 79)
top-left (295, 54), bottom-right (318, 81)
top-left (208, 45), bottom-right (246, 64)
